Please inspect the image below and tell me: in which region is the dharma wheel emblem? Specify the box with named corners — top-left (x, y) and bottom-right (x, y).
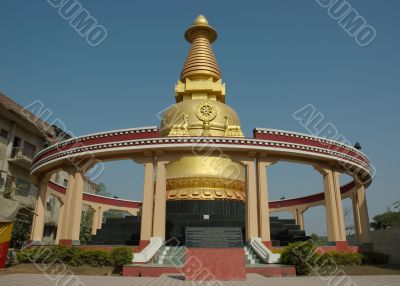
top-left (196, 102), bottom-right (217, 122)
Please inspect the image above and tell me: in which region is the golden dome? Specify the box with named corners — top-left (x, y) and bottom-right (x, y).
top-left (166, 156), bottom-right (246, 201)
top-left (167, 156), bottom-right (245, 181)
top-left (159, 99), bottom-right (243, 137)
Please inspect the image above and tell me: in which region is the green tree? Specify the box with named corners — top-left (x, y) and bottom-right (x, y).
top-left (370, 210), bottom-right (400, 230)
top-left (281, 241), bottom-right (318, 275)
top-left (79, 209), bottom-right (94, 243)
top-left (103, 209), bottom-right (129, 220)
top-left (309, 233), bottom-right (328, 246)
top-left (97, 183), bottom-right (113, 197)
top-left (9, 209), bottom-right (33, 248)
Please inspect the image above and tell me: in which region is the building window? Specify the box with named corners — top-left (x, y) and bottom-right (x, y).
top-left (22, 141), bottom-right (36, 159)
top-left (0, 129), bottom-right (8, 140)
top-left (54, 173), bottom-right (60, 184)
top-left (5, 175), bottom-right (14, 190)
top-left (16, 179), bottom-right (30, 197)
top-left (63, 179), bottom-right (68, 187)
top-left (11, 137), bottom-right (21, 158)
top-left (46, 196), bottom-right (54, 209)
top-left (0, 171), bottom-right (6, 189)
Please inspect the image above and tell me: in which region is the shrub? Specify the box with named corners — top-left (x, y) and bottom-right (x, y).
top-left (110, 247), bottom-right (132, 273)
top-left (280, 242), bottom-right (366, 275)
top-left (16, 245), bottom-right (130, 272)
top-left (16, 248), bottom-right (35, 263)
top-left (280, 241), bottom-right (318, 275)
top-left (321, 251), bottom-right (362, 266)
top-left (52, 246), bottom-right (80, 263)
top-left (361, 251), bottom-right (389, 265)
top-left (88, 250), bottom-right (111, 267)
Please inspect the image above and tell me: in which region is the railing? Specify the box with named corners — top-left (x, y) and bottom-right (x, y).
top-left (10, 147), bottom-right (35, 161)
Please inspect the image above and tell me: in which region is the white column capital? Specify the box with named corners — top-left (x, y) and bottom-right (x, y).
top-left (295, 206), bottom-right (309, 214)
top-left (313, 164), bottom-right (332, 175)
top-left (157, 159), bottom-right (170, 165)
top-left (131, 154), bottom-right (155, 165)
top-left (257, 158), bottom-right (278, 168)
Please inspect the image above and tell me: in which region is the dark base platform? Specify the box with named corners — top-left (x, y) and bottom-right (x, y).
top-left (87, 201), bottom-right (309, 247)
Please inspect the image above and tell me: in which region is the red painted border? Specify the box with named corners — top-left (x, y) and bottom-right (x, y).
top-left (59, 239), bottom-right (73, 246)
top-left (47, 181), bottom-right (142, 208)
top-left (254, 131), bottom-right (368, 164)
top-left (32, 128), bottom-right (371, 183)
top-left (82, 193), bottom-right (141, 208)
top-left (269, 181), bottom-right (355, 208)
top-left (47, 180), bottom-right (354, 212)
top-left (48, 181), bottom-right (66, 195)
top-left (34, 129), bottom-right (159, 163)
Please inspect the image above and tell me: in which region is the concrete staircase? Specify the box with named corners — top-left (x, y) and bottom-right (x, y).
top-left (244, 245), bottom-right (265, 266)
top-left (88, 216), bottom-right (140, 245)
top-left (270, 216), bottom-right (310, 246)
top-left (152, 246), bottom-right (185, 266)
top-left (152, 244), bottom-right (270, 267)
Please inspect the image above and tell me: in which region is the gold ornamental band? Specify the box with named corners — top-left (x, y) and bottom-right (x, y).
top-left (166, 176), bottom-right (246, 201)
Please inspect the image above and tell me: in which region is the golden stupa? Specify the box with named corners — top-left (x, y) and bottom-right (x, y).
top-left (160, 15), bottom-right (246, 202)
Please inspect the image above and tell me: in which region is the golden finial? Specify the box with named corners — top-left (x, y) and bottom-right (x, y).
top-left (193, 14), bottom-right (209, 25)
top-left (180, 15), bottom-right (221, 81)
top-left (184, 14), bottom-right (217, 43)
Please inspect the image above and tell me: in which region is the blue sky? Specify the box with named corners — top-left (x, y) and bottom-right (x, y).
top-left (1, 0), bottom-right (399, 236)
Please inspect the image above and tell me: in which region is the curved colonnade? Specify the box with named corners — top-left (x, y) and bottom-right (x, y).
top-left (30, 126), bottom-right (373, 248)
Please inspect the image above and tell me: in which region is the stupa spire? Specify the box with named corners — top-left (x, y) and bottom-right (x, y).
top-left (180, 15), bottom-right (221, 81)
top-left (175, 15), bottom-right (226, 103)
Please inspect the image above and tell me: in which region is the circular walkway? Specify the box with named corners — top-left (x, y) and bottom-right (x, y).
top-left (1, 274), bottom-right (399, 286)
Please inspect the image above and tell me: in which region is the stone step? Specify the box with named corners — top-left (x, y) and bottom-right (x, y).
top-left (152, 246), bottom-right (186, 265)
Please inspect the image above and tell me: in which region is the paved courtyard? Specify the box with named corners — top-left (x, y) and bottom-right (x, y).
top-left (0, 274), bottom-right (400, 286)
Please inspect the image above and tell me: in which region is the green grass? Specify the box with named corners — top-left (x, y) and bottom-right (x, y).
top-left (313, 264), bottom-right (400, 276)
top-left (0, 263), bottom-right (114, 276)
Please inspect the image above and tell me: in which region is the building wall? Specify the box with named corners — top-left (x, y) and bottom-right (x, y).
top-left (0, 116), bottom-right (14, 189)
top-left (347, 227), bottom-right (400, 263)
top-left (0, 116), bottom-right (11, 164)
top-left (0, 94), bottom-right (79, 243)
top-left (370, 227), bottom-right (400, 263)
top-left (0, 114), bottom-right (45, 208)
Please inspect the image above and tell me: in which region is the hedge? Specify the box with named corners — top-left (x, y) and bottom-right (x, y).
top-left (280, 241), bottom-right (389, 275)
top-left (361, 251), bottom-right (389, 265)
top-left (280, 241), bottom-right (318, 275)
top-left (17, 246), bottom-right (132, 273)
top-left (320, 251), bottom-right (362, 266)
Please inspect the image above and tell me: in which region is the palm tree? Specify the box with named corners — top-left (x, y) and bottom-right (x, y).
top-left (393, 201), bottom-right (400, 211)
